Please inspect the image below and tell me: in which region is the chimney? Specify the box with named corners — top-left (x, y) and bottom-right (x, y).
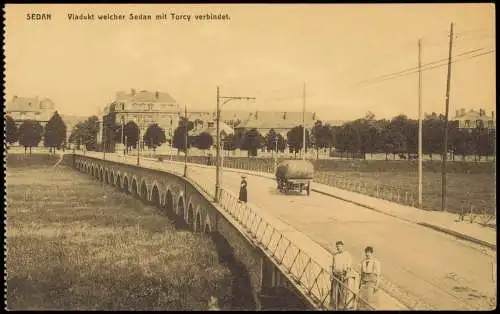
top-left (131, 88), bottom-right (136, 96)
top-left (13, 95), bottom-right (17, 101)
top-left (455, 109), bottom-right (460, 117)
top-left (155, 91), bottom-right (159, 99)
top-left (283, 112), bottom-right (287, 120)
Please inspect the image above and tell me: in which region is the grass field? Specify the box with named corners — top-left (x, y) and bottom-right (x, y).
top-left (161, 155), bottom-right (496, 215)
top-left (5, 161), bottom-right (234, 310)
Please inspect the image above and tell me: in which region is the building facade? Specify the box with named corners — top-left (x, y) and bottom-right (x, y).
top-left (5, 95), bottom-right (85, 147)
top-left (5, 95), bottom-right (56, 126)
top-left (102, 89), bottom-right (181, 147)
top-left (452, 108), bottom-right (495, 130)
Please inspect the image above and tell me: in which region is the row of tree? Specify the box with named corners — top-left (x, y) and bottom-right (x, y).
top-left (7, 110), bottom-right (495, 161)
top-left (5, 112), bottom-right (67, 155)
top-left (169, 111), bottom-right (495, 160)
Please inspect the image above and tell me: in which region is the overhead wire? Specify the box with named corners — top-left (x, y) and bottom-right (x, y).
top-left (354, 47), bottom-right (495, 87)
top-left (354, 47), bottom-right (490, 86)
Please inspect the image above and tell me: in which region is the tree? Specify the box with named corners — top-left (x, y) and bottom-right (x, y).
top-left (18, 120), bottom-right (43, 155)
top-left (172, 118), bottom-right (194, 153)
top-left (423, 115), bottom-right (444, 160)
top-left (287, 126), bottom-right (310, 158)
top-left (241, 128), bottom-right (262, 157)
top-left (5, 115), bottom-right (18, 146)
top-left (123, 121), bottom-right (139, 153)
top-left (195, 132), bottom-right (213, 150)
top-left (143, 123), bottom-right (167, 154)
top-left (265, 129), bottom-right (287, 155)
top-left (222, 134), bottom-right (238, 151)
top-left (43, 111), bottom-right (67, 154)
top-left (311, 121), bottom-right (334, 159)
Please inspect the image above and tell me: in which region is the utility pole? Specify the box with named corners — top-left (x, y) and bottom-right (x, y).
top-left (418, 39), bottom-right (423, 209)
top-left (137, 125), bottom-right (141, 166)
top-left (184, 104), bottom-right (188, 177)
top-left (103, 120), bottom-right (106, 160)
top-left (121, 117), bottom-right (125, 155)
top-left (215, 86), bottom-right (256, 202)
top-left (302, 82), bottom-right (306, 160)
top-left (274, 134), bottom-right (278, 173)
top-left (441, 22), bottom-right (454, 212)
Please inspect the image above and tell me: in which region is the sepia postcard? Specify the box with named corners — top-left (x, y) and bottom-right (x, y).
top-left (3, 3), bottom-right (496, 311)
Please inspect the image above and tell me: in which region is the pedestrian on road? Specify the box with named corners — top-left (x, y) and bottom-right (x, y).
top-left (239, 175), bottom-right (248, 203)
top-left (330, 241), bottom-right (355, 309)
top-left (356, 246), bottom-right (381, 310)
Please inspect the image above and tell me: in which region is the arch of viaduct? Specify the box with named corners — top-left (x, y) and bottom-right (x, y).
top-left (74, 156), bottom-right (214, 234)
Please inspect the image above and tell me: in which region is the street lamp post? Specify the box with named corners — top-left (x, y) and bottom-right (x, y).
top-left (121, 117), bottom-right (125, 155)
top-left (137, 124), bottom-right (141, 166)
top-left (103, 120), bottom-right (106, 160)
top-left (274, 134), bottom-right (278, 173)
top-left (184, 105), bottom-right (188, 177)
top-left (215, 86), bottom-right (256, 203)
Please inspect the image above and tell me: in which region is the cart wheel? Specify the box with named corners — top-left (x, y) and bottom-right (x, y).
top-left (307, 183), bottom-right (311, 196)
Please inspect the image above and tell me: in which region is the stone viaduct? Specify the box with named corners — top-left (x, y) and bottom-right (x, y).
top-left (66, 154), bottom-right (311, 310)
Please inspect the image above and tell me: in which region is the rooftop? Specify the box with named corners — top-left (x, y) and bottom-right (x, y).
top-left (115, 89), bottom-right (177, 103)
top-left (5, 96), bottom-right (55, 112)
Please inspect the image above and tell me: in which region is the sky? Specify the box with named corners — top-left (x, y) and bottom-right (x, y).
top-left (4, 3), bottom-right (496, 121)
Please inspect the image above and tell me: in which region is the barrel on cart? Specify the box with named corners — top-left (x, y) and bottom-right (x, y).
top-left (275, 159), bottom-right (314, 196)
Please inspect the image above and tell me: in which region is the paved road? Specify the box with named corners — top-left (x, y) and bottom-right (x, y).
top-left (162, 160), bottom-right (496, 310)
top-left (82, 153), bottom-right (496, 310)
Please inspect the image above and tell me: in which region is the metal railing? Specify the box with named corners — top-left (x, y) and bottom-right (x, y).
top-left (160, 155), bottom-right (418, 208)
top-left (458, 199), bottom-right (496, 226)
top-left (186, 172), bottom-right (374, 310)
top-left (75, 152), bottom-right (376, 310)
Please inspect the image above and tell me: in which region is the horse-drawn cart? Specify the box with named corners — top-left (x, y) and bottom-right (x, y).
top-left (275, 160), bottom-right (314, 196)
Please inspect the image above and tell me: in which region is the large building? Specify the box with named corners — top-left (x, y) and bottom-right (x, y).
top-left (5, 95), bottom-right (56, 126)
top-left (102, 89), bottom-right (181, 147)
top-left (5, 95), bottom-right (86, 147)
top-left (452, 108), bottom-right (495, 130)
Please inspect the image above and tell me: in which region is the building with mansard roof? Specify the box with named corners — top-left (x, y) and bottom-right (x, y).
top-left (102, 89), bottom-right (181, 147)
top-left (5, 95), bottom-right (56, 125)
top-left (451, 108), bottom-right (495, 130)
top-left (234, 110), bottom-right (318, 137)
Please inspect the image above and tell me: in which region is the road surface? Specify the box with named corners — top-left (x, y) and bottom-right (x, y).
top-left (165, 160), bottom-right (496, 310)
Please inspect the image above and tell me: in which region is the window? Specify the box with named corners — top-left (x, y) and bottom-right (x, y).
top-left (464, 120), bottom-right (470, 128)
top-left (476, 120), bottom-right (483, 128)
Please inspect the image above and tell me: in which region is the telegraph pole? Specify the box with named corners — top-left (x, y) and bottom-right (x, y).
top-left (418, 39), bottom-right (423, 209)
top-left (441, 22), bottom-right (454, 212)
top-left (121, 117), bottom-right (125, 154)
top-left (302, 82), bottom-right (306, 160)
top-left (274, 135), bottom-right (278, 173)
top-left (137, 124), bottom-right (141, 166)
top-left (215, 86), bottom-right (256, 202)
top-left (184, 104), bottom-right (188, 177)
top-left (103, 120), bottom-right (106, 160)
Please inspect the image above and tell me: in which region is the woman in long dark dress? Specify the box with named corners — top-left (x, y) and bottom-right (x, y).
top-left (239, 176), bottom-right (248, 203)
